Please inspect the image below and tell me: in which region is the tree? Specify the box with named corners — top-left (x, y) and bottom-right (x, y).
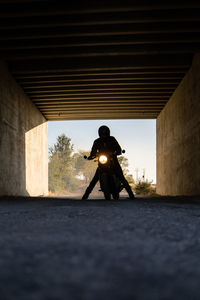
top-left (49, 134), bottom-right (73, 159)
top-left (73, 150), bottom-right (98, 184)
top-left (118, 156), bottom-right (129, 175)
top-left (118, 155), bottom-right (135, 185)
top-left (48, 134), bottom-right (78, 192)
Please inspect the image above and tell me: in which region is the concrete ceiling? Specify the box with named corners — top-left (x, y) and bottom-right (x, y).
top-left (1, 0), bottom-right (200, 120)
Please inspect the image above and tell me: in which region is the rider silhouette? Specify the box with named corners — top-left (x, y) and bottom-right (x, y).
top-left (82, 125), bottom-right (135, 200)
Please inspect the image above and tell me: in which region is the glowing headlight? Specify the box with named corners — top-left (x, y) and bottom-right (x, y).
top-left (99, 155), bottom-right (108, 164)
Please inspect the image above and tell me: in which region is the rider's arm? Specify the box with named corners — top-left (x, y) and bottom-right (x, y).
top-left (87, 140), bottom-right (98, 160)
top-left (112, 137), bottom-right (122, 155)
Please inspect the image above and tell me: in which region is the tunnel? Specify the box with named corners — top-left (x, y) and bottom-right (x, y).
top-left (0, 0), bottom-right (200, 196)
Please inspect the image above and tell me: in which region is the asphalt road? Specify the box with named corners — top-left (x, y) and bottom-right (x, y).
top-left (0, 196), bottom-right (200, 300)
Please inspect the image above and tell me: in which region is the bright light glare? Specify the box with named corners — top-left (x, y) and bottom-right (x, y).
top-left (99, 155), bottom-right (108, 164)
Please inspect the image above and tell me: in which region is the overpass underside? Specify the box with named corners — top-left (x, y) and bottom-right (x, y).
top-left (0, 0), bottom-right (200, 196)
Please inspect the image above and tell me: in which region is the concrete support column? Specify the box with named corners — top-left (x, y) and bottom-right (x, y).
top-left (0, 61), bottom-right (48, 196)
top-left (157, 53), bottom-right (200, 195)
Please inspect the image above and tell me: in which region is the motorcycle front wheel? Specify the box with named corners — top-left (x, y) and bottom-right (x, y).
top-left (100, 173), bottom-right (111, 200)
top-left (111, 175), bottom-right (120, 200)
top-left (112, 191), bottom-right (119, 200)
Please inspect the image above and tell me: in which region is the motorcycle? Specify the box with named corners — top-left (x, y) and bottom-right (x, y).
top-left (84, 150), bottom-right (125, 200)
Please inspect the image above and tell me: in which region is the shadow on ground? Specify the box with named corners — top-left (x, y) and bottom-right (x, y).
top-left (0, 196), bottom-right (200, 300)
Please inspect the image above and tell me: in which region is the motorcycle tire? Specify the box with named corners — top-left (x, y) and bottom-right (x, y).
top-left (111, 175), bottom-right (120, 200)
top-left (100, 173), bottom-right (111, 200)
top-left (112, 191), bottom-right (119, 200)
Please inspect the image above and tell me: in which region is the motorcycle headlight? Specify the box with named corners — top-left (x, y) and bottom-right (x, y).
top-left (99, 155), bottom-right (108, 164)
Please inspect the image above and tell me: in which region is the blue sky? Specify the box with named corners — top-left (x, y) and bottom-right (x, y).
top-left (48, 119), bottom-right (156, 183)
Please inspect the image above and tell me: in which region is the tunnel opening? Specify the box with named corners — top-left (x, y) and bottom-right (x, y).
top-left (48, 119), bottom-right (156, 199)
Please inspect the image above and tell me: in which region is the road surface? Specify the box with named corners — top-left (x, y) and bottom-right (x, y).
top-left (0, 196), bottom-right (200, 300)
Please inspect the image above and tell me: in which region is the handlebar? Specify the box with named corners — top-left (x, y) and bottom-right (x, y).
top-left (84, 150), bottom-right (125, 159)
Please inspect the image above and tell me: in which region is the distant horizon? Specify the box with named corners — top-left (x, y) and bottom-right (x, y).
top-left (48, 119), bottom-right (156, 183)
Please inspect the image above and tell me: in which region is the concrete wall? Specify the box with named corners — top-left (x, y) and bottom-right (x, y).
top-left (157, 53), bottom-right (200, 195)
top-left (0, 61), bottom-right (48, 196)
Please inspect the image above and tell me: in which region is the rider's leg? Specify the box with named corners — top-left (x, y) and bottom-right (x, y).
top-left (122, 177), bottom-right (135, 199)
top-left (82, 169), bottom-right (99, 200)
top-left (116, 166), bottom-right (135, 199)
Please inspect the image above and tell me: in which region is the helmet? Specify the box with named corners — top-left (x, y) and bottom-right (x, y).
top-left (98, 125), bottom-right (110, 138)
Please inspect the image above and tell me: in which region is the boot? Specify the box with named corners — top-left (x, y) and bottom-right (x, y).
top-left (128, 192), bottom-right (135, 199)
top-left (81, 188), bottom-right (91, 200)
top-left (125, 185), bottom-right (135, 199)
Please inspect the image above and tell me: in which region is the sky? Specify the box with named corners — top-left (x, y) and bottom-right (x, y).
top-left (48, 119), bottom-right (156, 183)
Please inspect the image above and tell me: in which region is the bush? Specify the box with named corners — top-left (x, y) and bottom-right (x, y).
top-left (134, 180), bottom-right (155, 195)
